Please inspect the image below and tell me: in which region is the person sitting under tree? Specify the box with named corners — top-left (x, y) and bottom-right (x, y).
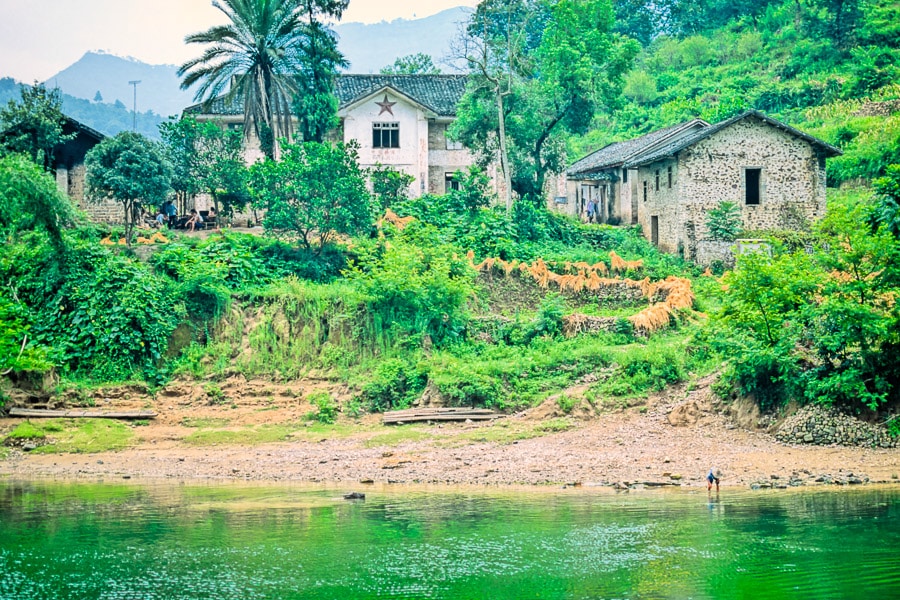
top-left (185, 209), bottom-right (204, 232)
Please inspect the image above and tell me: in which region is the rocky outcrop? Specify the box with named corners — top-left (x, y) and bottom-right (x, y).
top-left (775, 405), bottom-right (896, 448)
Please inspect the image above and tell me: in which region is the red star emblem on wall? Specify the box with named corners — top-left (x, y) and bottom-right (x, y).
top-left (376, 94), bottom-right (396, 116)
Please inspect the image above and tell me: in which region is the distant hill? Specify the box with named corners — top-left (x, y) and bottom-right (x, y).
top-left (44, 51), bottom-right (194, 119)
top-left (334, 7), bottom-right (471, 73)
top-left (3, 7), bottom-right (469, 137)
top-left (0, 77), bottom-right (163, 140)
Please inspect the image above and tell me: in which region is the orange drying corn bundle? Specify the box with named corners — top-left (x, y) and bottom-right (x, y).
top-left (380, 208), bottom-right (415, 230)
top-left (629, 276), bottom-right (695, 334)
top-left (609, 250), bottom-right (643, 273)
top-left (100, 237), bottom-right (114, 245)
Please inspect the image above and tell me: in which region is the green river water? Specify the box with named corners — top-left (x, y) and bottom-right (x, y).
top-left (0, 481), bottom-right (897, 599)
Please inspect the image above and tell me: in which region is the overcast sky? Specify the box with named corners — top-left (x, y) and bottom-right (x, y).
top-left (0, 0), bottom-right (477, 83)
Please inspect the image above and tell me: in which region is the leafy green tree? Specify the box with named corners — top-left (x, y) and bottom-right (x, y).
top-left (294, 0), bottom-right (349, 142)
top-left (0, 296), bottom-right (52, 383)
top-left (611, 0), bottom-right (661, 46)
top-left (370, 164), bottom-right (414, 208)
top-left (710, 195), bottom-right (900, 412)
top-left (380, 53), bottom-right (443, 75)
top-left (160, 117), bottom-right (249, 219)
top-left (0, 82), bottom-right (74, 170)
top-left (622, 70), bottom-right (658, 104)
top-left (85, 132), bottom-right (172, 245)
top-left (0, 154), bottom-right (75, 249)
top-left (248, 140), bottom-right (374, 251)
top-left (179, 0), bottom-right (346, 158)
top-left (705, 201), bottom-right (742, 241)
top-left (871, 164), bottom-right (900, 237)
top-left (453, 0), bottom-right (638, 204)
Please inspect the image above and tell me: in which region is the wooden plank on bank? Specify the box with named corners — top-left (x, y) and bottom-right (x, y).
top-left (383, 407), bottom-right (500, 425)
top-left (8, 408), bottom-right (157, 419)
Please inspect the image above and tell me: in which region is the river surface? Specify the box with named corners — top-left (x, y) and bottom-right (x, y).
top-left (0, 481), bottom-right (897, 599)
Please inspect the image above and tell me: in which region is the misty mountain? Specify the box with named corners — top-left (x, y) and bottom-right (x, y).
top-left (335, 7), bottom-right (471, 73)
top-left (4, 7), bottom-right (469, 137)
top-left (0, 77), bottom-right (164, 140)
top-left (44, 51), bottom-right (194, 119)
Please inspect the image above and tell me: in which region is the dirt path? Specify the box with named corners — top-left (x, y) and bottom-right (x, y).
top-left (2, 377), bottom-right (897, 489)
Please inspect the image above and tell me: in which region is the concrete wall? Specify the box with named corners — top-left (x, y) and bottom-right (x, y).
top-left (427, 120), bottom-right (476, 195)
top-left (342, 92), bottom-right (426, 197)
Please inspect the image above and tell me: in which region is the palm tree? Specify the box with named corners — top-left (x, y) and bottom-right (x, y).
top-left (179, 0), bottom-right (310, 159)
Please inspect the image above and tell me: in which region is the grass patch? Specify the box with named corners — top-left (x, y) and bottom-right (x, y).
top-left (445, 418), bottom-right (577, 446)
top-left (363, 426), bottom-right (436, 448)
top-left (0, 447), bottom-right (10, 460)
top-left (181, 417), bottom-right (232, 428)
top-left (183, 423), bottom-right (298, 446)
top-left (5, 421), bottom-right (47, 441)
top-left (11, 419), bottom-right (134, 454)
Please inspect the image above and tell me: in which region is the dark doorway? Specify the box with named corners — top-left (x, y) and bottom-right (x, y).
top-left (651, 216), bottom-right (659, 246)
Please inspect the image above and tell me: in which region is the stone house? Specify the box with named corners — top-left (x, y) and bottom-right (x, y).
top-left (564, 110), bottom-right (842, 261)
top-left (51, 117), bottom-right (114, 220)
top-left (184, 74), bottom-right (497, 199)
top-left (1, 115), bottom-right (110, 219)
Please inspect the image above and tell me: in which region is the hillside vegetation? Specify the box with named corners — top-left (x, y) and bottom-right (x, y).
top-left (573, 0), bottom-right (900, 187)
top-left (1, 0), bottom-right (899, 435)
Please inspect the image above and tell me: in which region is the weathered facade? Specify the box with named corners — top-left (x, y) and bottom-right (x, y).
top-left (564, 111), bottom-right (841, 261)
top-left (48, 117), bottom-right (122, 222)
top-left (184, 74), bottom-right (499, 199)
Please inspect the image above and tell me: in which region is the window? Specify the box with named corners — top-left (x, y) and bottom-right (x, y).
top-left (745, 168), bottom-right (761, 205)
top-left (667, 166), bottom-right (672, 188)
top-left (643, 181), bottom-right (647, 203)
top-left (446, 137), bottom-right (463, 151)
top-left (655, 170), bottom-right (660, 191)
top-left (373, 122), bottom-right (399, 148)
top-left (622, 168), bottom-right (628, 183)
top-left (445, 173), bottom-right (461, 193)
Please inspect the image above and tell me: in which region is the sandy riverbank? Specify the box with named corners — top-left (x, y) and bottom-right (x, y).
top-left (1, 377), bottom-right (897, 489)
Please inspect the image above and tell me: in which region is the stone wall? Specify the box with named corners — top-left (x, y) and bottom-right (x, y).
top-left (694, 240), bottom-right (735, 268)
top-left (636, 158), bottom-right (679, 253)
top-left (676, 116), bottom-right (826, 261)
top-left (775, 405), bottom-right (897, 448)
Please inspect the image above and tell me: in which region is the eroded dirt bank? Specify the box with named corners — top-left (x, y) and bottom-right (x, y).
top-left (1, 377), bottom-right (897, 489)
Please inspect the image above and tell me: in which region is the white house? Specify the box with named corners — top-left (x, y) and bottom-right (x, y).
top-left (183, 74), bottom-right (496, 199)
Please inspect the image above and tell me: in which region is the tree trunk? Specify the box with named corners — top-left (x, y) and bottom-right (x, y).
top-left (123, 199), bottom-right (134, 247)
top-left (496, 89), bottom-right (513, 213)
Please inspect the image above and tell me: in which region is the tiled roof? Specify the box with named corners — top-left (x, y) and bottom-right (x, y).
top-left (625, 110), bottom-right (842, 167)
top-left (567, 119), bottom-right (707, 177)
top-left (183, 74), bottom-right (470, 118)
top-left (335, 74), bottom-right (468, 116)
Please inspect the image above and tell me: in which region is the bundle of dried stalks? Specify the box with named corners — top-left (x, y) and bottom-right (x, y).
top-left (609, 250), bottom-right (644, 272)
top-left (380, 208), bottom-right (415, 230)
top-left (629, 276), bottom-right (695, 334)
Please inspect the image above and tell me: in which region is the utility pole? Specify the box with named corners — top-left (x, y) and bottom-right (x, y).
top-left (128, 80), bottom-right (141, 131)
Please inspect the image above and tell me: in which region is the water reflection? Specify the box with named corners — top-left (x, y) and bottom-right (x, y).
top-left (0, 482), bottom-right (898, 599)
